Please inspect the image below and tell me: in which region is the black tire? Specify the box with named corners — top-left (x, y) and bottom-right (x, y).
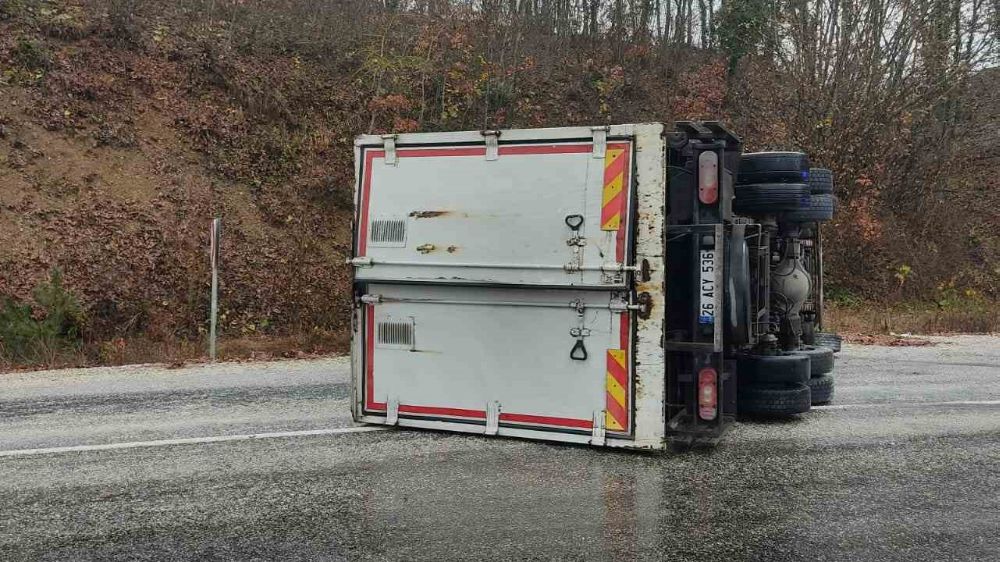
top-left (808, 168), bottom-right (834, 194)
top-left (734, 183), bottom-right (811, 215)
top-left (790, 345), bottom-right (834, 376)
top-left (780, 193), bottom-right (836, 223)
top-left (808, 373), bottom-right (835, 405)
top-left (737, 353), bottom-right (810, 385)
top-left (814, 332), bottom-right (842, 352)
top-left (737, 152), bottom-right (810, 185)
top-left (738, 383), bottom-right (811, 416)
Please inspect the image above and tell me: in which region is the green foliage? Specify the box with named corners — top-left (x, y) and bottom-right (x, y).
top-left (0, 0), bottom-right (23, 19)
top-left (0, 0), bottom-right (41, 21)
top-left (33, 270), bottom-right (84, 338)
top-left (0, 300), bottom-right (39, 362)
top-left (0, 270), bottom-right (84, 364)
top-left (933, 278), bottom-right (987, 310)
top-left (713, 0), bottom-right (773, 73)
top-left (825, 285), bottom-right (863, 307)
top-left (11, 36), bottom-right (51, 70)
top-left (894, 264), bottom-right (913, 287)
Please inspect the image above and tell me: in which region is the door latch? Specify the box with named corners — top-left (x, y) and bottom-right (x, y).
top-left (569, 298), bottom-right (591, 360)
top-left (636, 292), bottom-right (652, 319)
top-left (565, 214), bottom-right (586, 273)
top-left (569, 327), bottom-right (591, 360)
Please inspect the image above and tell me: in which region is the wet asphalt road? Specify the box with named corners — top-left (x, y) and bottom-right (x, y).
top-left (1, 336), bottom-right (999, 561)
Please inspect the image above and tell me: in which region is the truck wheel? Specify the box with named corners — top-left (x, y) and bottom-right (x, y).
top-left (790, 345), bottom-right (834, 376)
top-left (780, 193), bottom-right (836, 223)
top-left (734, 183), bottom-right (811, 214)
top-left (808, 168), bottom-right (834, 194)
top-left (738, 383), bottom-right (811, 416)
top-left (737, 152), bottom-right (810, 184)
top-left (808, 373), bottom-right (835, 405)
top-left (736, 353), bottom-right (810, 384)
top-left (814, 332), bottom-right (842, 352)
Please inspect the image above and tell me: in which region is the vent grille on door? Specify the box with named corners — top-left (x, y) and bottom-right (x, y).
top-left (376, 318), bottom-right (415, 349)
top-left (369, 217), bottom-right (407, 247)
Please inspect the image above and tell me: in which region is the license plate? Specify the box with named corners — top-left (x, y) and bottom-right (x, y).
top-left (699, 249), bottom-right (716, 324)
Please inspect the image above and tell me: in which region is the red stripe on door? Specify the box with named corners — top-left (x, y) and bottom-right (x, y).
top-left (399, 404), bottom-right (486, 418)
top-left (499, 412), bottom-right (593, 429)
top-left (365, 304), bottom-right (384, 411)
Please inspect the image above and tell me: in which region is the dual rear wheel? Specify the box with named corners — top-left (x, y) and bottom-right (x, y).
top-left (734, 153), bottom-right (836, 224)
top-left (737, 345), bottom-right (836, 415)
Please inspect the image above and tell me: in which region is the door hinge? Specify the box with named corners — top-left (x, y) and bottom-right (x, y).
top-left (360, 294), bottom-right (382, 305)
top-left (485, 401), bottom-right (501, 435)
top-left (348, 256), bottom-right (374, 268)
top-left (482, 129), bottom-right (500, 161)
top-left (386, 397), bottom-right (400, 426)
top-left (591, 126), bottom-right (609, 158)
top-left (591, 411), bottom-right (607, 446)
top-left (381, 134), bottom-right (398, 165)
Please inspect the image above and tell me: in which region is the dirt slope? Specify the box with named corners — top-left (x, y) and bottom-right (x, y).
top-left (0, 15), bottom-right (355, 354)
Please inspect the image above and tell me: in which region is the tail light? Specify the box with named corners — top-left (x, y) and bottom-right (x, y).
top-left (698, 151), bottom-right (719, 204)
top-left (698, 367), bottom-right (718, 421)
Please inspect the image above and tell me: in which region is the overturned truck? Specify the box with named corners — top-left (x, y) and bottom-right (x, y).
top-left (348, 122), bottom-right (841, 450)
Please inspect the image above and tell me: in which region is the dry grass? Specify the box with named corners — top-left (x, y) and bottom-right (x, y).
top-left (216, 330), bottom-right (349, 362)
top-left (826, 301), bottom-right (1000, 336)
top-left (0, 331), bottom-right (348, 373)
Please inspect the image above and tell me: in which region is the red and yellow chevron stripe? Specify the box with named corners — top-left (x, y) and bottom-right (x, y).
top-left (600, 147), bottom-right (628, 231)
top-left (601, 147), bottom-right (628, 230)
top-left (605, 348), bottom-right (628, 431)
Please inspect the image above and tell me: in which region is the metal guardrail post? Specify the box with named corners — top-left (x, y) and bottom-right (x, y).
top-left (209, 218), bottom-right (222, 361)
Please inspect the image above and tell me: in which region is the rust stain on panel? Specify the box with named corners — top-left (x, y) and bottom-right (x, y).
top-left (409, 210), bottom-right (451, 219)
top-left (635, 281), bottom-right (662, 294)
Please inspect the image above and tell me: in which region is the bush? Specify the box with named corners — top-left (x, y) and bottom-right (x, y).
top-left (0, 0), bottom-right (27, 21)
top-left (0, 270), bottom-right (84, 365)
top-left (103, 0), bottom-right (144, 47)
top-left (11, 36), bottom-right (52, 70)
top-left (41, 6), bottom-right (92, 40)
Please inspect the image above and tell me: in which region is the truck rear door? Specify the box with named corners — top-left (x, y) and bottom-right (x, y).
top-left (350, 126), bottom-right (662, 446)
top-left (354, 135), bottom-right (633, 287)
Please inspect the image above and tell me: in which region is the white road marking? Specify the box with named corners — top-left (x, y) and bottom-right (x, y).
top-left (4, 400), bottom-right (996, 459)
top-left (815, 400), bottom-right (1000, 410)
top-left (0, 426), bottom-right (389, 458)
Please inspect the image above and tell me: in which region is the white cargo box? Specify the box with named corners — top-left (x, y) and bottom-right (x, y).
top-left (351, 124), bottom-right (670, 450)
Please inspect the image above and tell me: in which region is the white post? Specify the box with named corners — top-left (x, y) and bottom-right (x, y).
top-left (209, 218), bottom-right (221, 361)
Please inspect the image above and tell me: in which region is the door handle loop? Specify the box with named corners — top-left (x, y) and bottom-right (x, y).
top-left (565, 214), bottom-right (584, 231)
